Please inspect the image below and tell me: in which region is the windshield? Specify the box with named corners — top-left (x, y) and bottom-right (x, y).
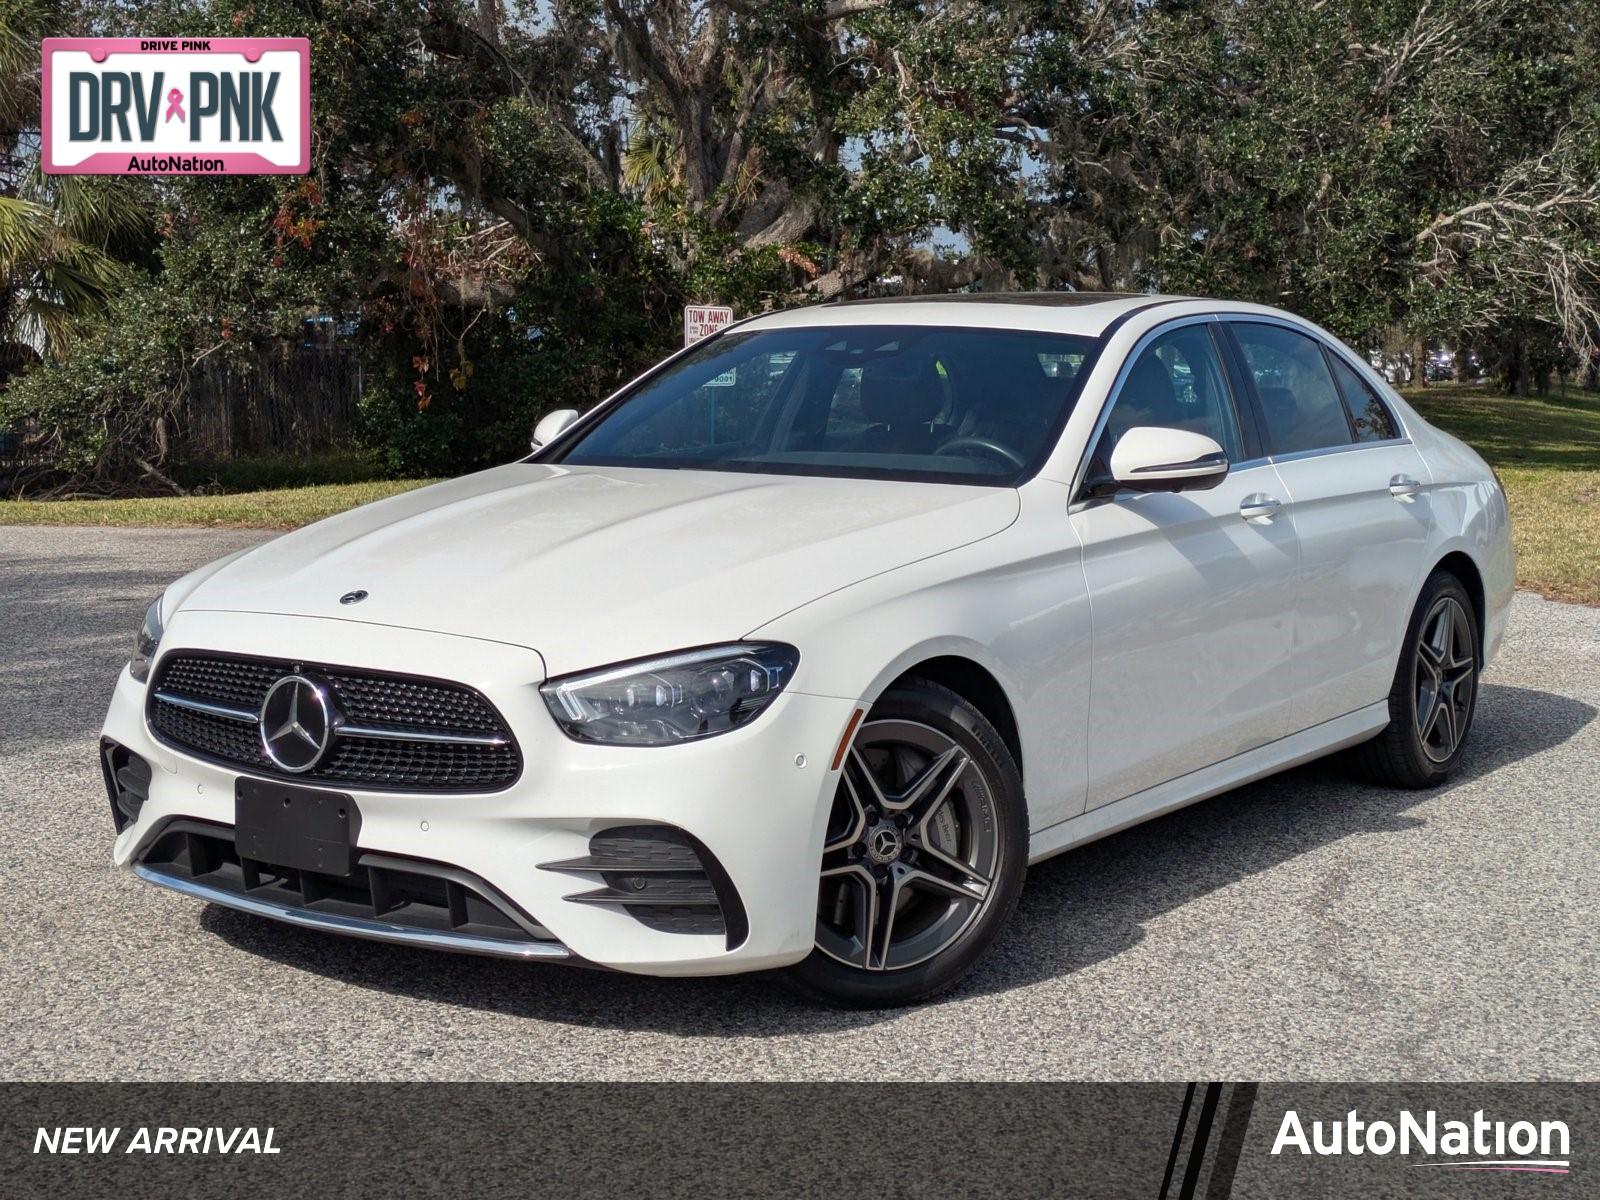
top-left (553, 324), bottom-right (1101, 485)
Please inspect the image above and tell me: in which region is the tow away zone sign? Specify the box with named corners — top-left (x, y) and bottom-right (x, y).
top-left (684, 305), bottom-right (734, 346)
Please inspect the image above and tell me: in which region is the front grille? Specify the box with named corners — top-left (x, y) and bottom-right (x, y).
top-left (147, 652), bottom-right (522, 792)
top-left (137, 819), bottom-right (558, 945)
top-left (540, 825), bottom-right (749, 948)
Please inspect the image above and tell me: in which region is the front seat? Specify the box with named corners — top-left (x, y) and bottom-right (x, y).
top-left (850, 357), bottom-right (946, 455)
top-left (1102, 353), bottom-right (1181, 449)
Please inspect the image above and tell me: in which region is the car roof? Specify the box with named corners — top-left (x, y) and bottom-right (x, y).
top-left (738, 292), bottom-right (1196, 338)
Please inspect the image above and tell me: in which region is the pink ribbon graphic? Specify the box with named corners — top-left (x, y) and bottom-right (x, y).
top-left (164, 88), bottom-right (185, 123)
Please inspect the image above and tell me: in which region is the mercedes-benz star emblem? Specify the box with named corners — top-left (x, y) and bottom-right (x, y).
top-left (259, 674), bottom-right (336, 773)
top-left (866, 824), bottom-right (904, 865)
top-left (339, 589), bottom-right (368, 605)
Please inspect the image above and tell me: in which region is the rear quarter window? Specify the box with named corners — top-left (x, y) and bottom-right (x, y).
top-left (1327, 354), bottom-right (1399, 442)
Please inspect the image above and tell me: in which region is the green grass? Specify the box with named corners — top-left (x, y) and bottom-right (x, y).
top-left (1403, 382), bottom-right (1600, 605)
top-left (0, 479), bottom-right (435, 529)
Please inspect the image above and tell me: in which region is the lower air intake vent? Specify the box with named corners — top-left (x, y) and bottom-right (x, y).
top-left (540, 825), bottom-right (748, 949)
top-left (137, 819), bottom-right (558, 947)
top-left (101, 738), bottom-right (152, 832)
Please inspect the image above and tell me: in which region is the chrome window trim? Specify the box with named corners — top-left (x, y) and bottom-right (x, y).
top-left (1068, 312), bottom-right (1233, 502)
top-left (1267, 438), bottom-right (1414, 467)
top-left (1069, 309), bottom-right (1421, 507)
top-left (1223, 313), bottom-right (1412, 447)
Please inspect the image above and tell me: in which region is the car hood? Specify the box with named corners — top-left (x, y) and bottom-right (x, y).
top-left (178, 464), bottom-right (1019, 676)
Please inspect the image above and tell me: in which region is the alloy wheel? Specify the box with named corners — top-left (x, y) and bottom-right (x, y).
top-left (1413, 595), bottom-right (1476, 764)
top-left (815, 719), bottom-right (1001, 972)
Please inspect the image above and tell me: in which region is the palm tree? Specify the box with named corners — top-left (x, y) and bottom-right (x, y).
top-left (0, 4), bottom-right (151, 369)
top-left (620, 115), bottom-right (682, 205)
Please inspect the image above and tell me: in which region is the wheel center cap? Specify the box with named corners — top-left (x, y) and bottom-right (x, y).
top-left (865, 823), bottom-right (904, 865)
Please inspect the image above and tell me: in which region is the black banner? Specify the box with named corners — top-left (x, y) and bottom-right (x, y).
top-left (3, 1083), bottom-right (1590, 1198)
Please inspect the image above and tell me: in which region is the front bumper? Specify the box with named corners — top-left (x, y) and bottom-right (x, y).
top-left (106, 610), bottom-right (857, 976)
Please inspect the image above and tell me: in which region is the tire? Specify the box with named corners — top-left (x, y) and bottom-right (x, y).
top-left (784, 679), bottom-right (1028, 1007)
top-left (1351, 569), bottom-right (1480, 788)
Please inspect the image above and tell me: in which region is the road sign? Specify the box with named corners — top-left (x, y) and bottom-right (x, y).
top-left (684, 305), bottom-right (734, 346)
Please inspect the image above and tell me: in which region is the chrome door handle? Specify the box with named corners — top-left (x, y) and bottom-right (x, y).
top-left (1389, 475), bottom-right (1422, 499)
top-left (1239, 495), bottom-right (1282, 522)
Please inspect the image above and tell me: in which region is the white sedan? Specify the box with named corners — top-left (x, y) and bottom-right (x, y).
top-left (102, 294), bottom-right (1513, 1005)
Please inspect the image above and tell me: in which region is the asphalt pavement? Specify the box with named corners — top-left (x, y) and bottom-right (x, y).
top-left (1, 525), bottom-right (1595, 1081)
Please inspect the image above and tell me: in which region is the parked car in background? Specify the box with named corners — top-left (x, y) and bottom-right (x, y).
top-left (1367, 348), bottom-right (1415, 385)
top-left (101, 293), bottom-right (1514, 1005)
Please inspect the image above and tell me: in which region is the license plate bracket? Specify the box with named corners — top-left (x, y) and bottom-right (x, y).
top-left (234, 778), bottom-right (360, 877)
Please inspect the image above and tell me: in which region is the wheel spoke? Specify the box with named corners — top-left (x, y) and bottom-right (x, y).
top-left (1418, 634), bottom-right (1446, 672)
top-left (1419, 606), bottom-right (1450, 671)
top-left (872, 871), bottom-right (902, 970)
top-left (1415, 684), bottom-right (1439, 738)
top-left (1448, 603), bottom-right (1474, 669)
top-left (1422, 688), bottom-right (1450, 748)
top-left (821, 862), bottom-right (880, 970)
top-left (881, 745), bottom-right (969, 815)
top-left (824, 768), bottom-right (871, 853)
top-left (901, 865), bottom-right (986, 903)
top-left (845, 746), bottom-right (890, 813)
top-left (1436, 687), bottom-right (1460, 752)
top-left (1420, 653), bottom-right (1443, 687)
top-left (908, 810), bottom-right (993, 892)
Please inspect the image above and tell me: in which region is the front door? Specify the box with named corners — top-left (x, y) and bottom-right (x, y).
top-left (1072, 319), bottom-right (1300, 807)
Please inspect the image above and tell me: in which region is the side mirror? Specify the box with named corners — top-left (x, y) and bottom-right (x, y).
top-left (1109, 426), bottom-right (1229, 492)
top-left (531, 408), bottom-right (581, 451)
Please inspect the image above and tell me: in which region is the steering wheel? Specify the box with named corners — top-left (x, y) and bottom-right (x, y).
top-left (934, 435), bottom-right (1027, 473)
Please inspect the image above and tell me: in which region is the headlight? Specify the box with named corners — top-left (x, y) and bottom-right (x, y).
top-left (540, 643), bottom-right (799, 745)
top-left (129, 599), bottom-right (164, 683)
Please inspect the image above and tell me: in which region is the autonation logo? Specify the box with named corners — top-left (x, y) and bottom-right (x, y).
top-left (1272, 1108), bottom-right (1571, 1174)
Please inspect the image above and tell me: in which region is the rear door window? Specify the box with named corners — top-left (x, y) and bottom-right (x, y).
top-left (1231, 323), bottom-right (1354, 455)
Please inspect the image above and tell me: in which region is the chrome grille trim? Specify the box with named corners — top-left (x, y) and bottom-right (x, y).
top-left (336, 723), bottom-right (509, 747)
top-left (153, 690), bottom-right (256, 722)
top-left (152, 689), bottom-right (511, 748)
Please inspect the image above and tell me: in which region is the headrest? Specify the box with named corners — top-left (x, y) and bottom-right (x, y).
top-left (859, 358), bottom-right (943, 428)
top-left (1123, 354), bottom-right (1178, 419)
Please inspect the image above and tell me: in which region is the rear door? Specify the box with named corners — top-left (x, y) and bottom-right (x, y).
top-left (1072, 317), bottom-right (1299, 808)
top-left (1224, 320), bottom-right (1434, 729)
